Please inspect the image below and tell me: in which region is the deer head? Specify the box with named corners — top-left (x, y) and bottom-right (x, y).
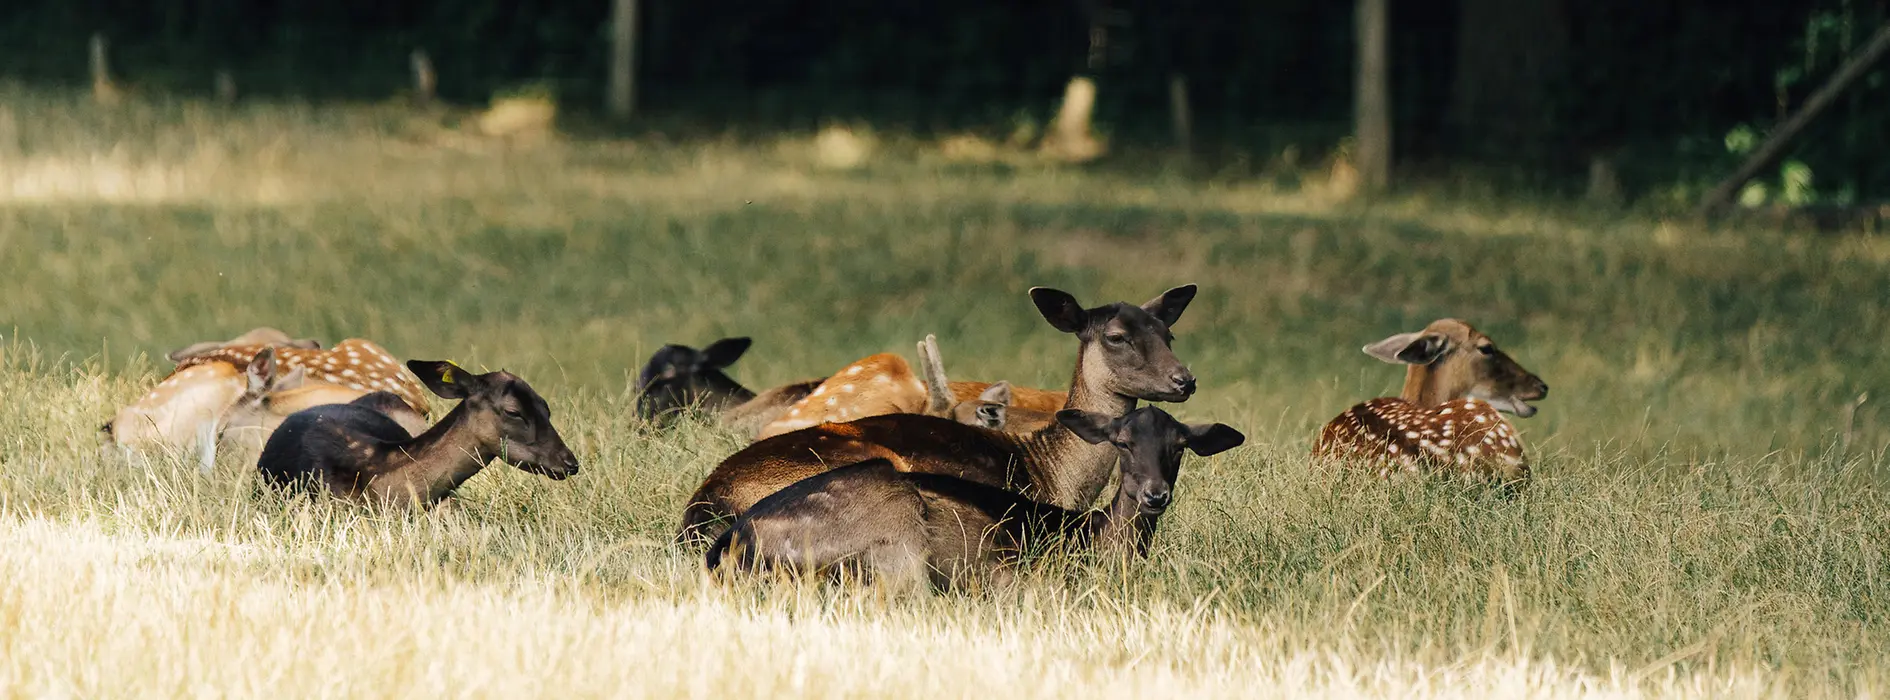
top-left (1363, 318), bottom-right (1548, 417)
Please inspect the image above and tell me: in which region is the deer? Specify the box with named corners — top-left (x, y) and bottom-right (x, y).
top-left (676, 284), bottom-right (1201, 544)
top-left (1312, 318), bottom-right (1549, 481)
top-left (257, 360), bottom-right (579, 509)
top-left (753, 334), bottom-right (1055, 439)
top-left (706, 406), bottom-right (1245, 594)
top-left (171, 338), bottom-right (431, 417)
top-left (634, 337), bottom-right (825, 436)
top-left (218, 348), bottom-right (430, 466)
top-left (103, 345), bottom-right (427, 473)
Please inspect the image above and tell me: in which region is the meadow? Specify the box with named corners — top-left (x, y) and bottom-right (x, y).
top-left (1, 85), bottom-right (1887, 698)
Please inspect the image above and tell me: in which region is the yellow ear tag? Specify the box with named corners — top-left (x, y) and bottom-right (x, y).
top-left (440, 367), bottom-right (454, 383)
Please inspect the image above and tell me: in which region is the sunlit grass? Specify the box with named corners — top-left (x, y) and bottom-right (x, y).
top-left (0, 86), bottom-right (1887, 697)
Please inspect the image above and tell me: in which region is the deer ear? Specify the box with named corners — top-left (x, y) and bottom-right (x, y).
top-left (408, 360), bottom-right (480, 399)
top-left (272, 366), bottom-right (308, 392)
top-left (701, 337), bottom-right (752, 369)
top-left (1030, 287), bottom-right (1088, 333)
top-left (1184, 423), bottom-right (1246, 457)
top-left (1140, 284), bottom-right (1198, 327)
top-left (978, 381), bottom-right (1013, 405)
top-left (1055, 409), bottom-right (1116, 444)
top-left (245, 348), bottom-right (279, 393)
top-left (1363, 331), bottom-right (1450, 365)
top-left (167, 341), bottom-right (222, 363)
top-left (288, 337), bottom-right (323, 350)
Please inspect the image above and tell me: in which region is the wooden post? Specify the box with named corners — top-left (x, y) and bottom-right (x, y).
top-left (607, 0), bottom-right (639, 119)
top-left (1698, 24), bottom-right (1890, 217)
top-left (1168, 73), bottom-right (1193, 157)
top-left (1354, 0), bottom-right (1391, 193)
top-left (90, 33), bottom-right (122, 106)
top-left (410, 49), bottom-right (437, 106)
top-left (215, 69), bottom-right (237, 104)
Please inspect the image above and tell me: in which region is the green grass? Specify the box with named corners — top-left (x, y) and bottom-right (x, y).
top-left (1, 85), bottom-right (1887, 697)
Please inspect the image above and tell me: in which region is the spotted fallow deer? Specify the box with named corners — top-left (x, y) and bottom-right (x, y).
top-left (219, 348), bottom-right (430, 465)
top-left (706, 406), bottom-right (1245, 593)
top-left (634, 337), bottom-right (825, 436)
top-left (257, 360), bottom-right (579, 509)
top-left (676, 284), bottom-right (1201, 544)
top-left (171, 338), bottom-right (431, 416)
top-left (753, 334), bottom-right (1057, 440)
top-left (1312, 319), bottom-right (1549, 481)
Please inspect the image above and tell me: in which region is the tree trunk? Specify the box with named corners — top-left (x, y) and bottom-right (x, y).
top-left (607, 0), bottom-right (639, 119)
top-left (1698, 24), bottom-right (1890, 217)
top-left (1354, 0), bottom-right (1391, 193)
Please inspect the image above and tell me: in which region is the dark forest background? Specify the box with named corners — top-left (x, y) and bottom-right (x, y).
top-left (3, 0), bottom-right (1887, 202)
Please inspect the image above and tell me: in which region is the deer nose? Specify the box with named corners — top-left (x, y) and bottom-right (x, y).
top-left (1141, 489), bottom-right (1172, 511)
top-left (1171, 372), bottom-right (1197, 395)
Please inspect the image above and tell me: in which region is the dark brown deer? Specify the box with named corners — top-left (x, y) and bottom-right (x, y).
top-left (634, 337), bottom-right (824, 435)
top-left (1313, 318), bottom-right (1548, 480)
top-left (257, 360), bottom-right (579, 509)
top-left (706, 406), bottom-right (1244, 593)
top-left (677, 284), bottom-right (1200, 544)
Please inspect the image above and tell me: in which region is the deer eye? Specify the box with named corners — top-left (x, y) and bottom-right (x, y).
top-left (1477, 344), bottom-right (1496, 356)
top-left (1104, 333), bottom-right (1129, 346)
top-left (502, 406), bottom-right (525, 419)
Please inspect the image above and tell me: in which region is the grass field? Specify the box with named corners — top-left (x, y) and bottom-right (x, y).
top-left (1, 86), bottom-right (1888, 698)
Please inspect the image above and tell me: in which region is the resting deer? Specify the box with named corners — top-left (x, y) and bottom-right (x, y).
top-left (1313, 319), bottom-right (1549, 481)
top-left (634, 337), bottom-right (825, 435)
top-left (677, 284), bottom-right (1201, 544)
top-left (102, 361), bottom-right (249, 471)
top-left (707, 406), bottom-right (1244, 593)
top-left (104, 342), bottom-right (427, 471)
top-left (219, 348), bottom-right (429, 465)
top-left (753, 334), bottom-right (1054, 439)
top-left (173, 338), bottom-right (431, 416)
top-left (258, 360), bottom-right (579, 509)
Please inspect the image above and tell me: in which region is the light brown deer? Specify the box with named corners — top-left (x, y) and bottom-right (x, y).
top-left (257, 360), bottom-right (578, 509)
top-left (1312, 319), bottom-right (1549, 481)
top-left (706, 406), bottom-right (1244, 594)
top-left (172, 338), bottom-right (431, 416)
top-left (677, 284), bottom-right (1200, 544)
top-left (753, 335), bottom-right (1054, 439)
top-left (218, 348), bottom-right (430, 465)
top-left (102, 361), bottom-right (247, 470)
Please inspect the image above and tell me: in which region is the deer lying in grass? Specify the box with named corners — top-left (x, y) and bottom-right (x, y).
top-left (104, 337), bottom-right (429, 468)
top-left (173, 338), bottom-right (431, 416)
top-left (257, 360), bottom-right (579, 509)
top-left (707, 406), bottom-right (1244, 593)
top-left (677, 284), bottom-right (1201, 544)
top-left (634, 337), bottom-right (825, 436)
top-left (218, 348), bottom-right (430, 466)
top-left (1313, 319), bottom-right (1549, 481)
top-left (754, 334), bottom-right (1055, 439)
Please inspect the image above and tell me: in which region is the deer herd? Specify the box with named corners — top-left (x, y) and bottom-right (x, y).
top-left (96, 283), bottom-right (1550, 594)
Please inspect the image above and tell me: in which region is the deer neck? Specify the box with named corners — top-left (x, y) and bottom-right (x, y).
top-left (1399, 364), bottom-right (1460, 407)
top-left (371, 404), bottom-right (494, 504)
top-left (1021, 343), bottom-right (1136, 510)
top-left (1080, 476), bottom-right (1159, 556)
